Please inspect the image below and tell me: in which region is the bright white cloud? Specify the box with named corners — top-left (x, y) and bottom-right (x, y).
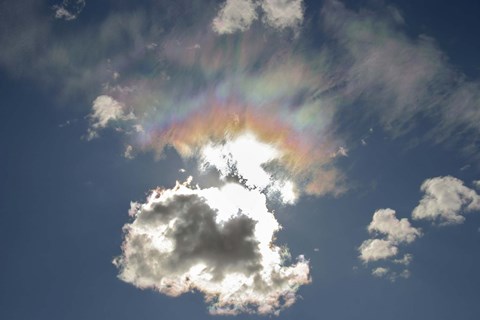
top-left (52, 0), bottom-right (85, 20)
top-left (114, 179), bottom-right (310, 315)
top-left (412, 176), bottom-right (480, 225)
top-left (368, 208), bottom-right (421, 243)
top-left (260, 0), bottom-right (304, 30)
top-left (212, 0), bottom-right (258, 34)
top-left (200, 132), bottom-right (298, 204)
top-left (86, 95), bottom-right (135, 140)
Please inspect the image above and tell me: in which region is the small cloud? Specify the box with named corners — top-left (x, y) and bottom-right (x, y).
top-left (58, 120), bottom-right (71, 128)
top-left (52, 0), bottom-right (86, 21)
top-left (393, 253), bottom-right (413, 266)
top-left (361, 139), bottom-right (367, 146)
top-left (412, 176), bottom-right (480, 226)
top-left (460, 164), bottom-right (471, 171)
top-left (368, 209), bottom-right (421, 244)
top-left (372, 267), bottom-right (389, 278)
top-left (313, 248), bottom-right (319, 252)
top-left (359, 238), bottom-right (398, 262)
top-left (179, 168), bottom-right (186, 173)
top-left (86, 95), bottom-right (136, 140)
top-left (260, 0), bottom-right (304, 30)
top-left (212, 0), bottom-right (259, 34)
top-left (212, 0), bottom-right (304, 34)
top-left (124, 145), bottom-right (134, 159)
top-left (358, 209), bottom-right (420, 279)
top-left (334, 146), bottom-right (348, 157)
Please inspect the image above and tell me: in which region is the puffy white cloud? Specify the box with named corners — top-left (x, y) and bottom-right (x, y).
top-left (212, 0), bottom-right (258, 34)
top-left (359, 238), bottom-right (398, 262)
top-left (86, 95), bottom-right (135, 140)
top-left (359, 209), bottom-right (420, 280)
top-left (412, 176), bottom-right (480, 225)
top-left (114, 179), bottom-right (310, 315)
top-left (368, 208), bottom-right (421, 243)
top-left (260, 0), bottom-right (304, 30)
top-left (212, 0), bottom-right (304, 34)
top-left (359, 209), bottom-right (420, 263)
top-left (52, 0), bottom-right (85, 21)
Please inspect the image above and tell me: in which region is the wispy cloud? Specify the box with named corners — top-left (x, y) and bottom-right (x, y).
top-left (52, 0), bottom-right (86, 21)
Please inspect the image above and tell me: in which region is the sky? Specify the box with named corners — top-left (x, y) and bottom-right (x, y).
top-left (1, 0), bottom-right (480, 319)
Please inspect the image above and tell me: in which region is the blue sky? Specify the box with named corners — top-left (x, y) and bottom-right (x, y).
top-left (1, 0), bottom-right (480, 319)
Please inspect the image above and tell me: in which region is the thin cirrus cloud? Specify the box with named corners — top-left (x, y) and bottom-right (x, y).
top-left (212, 0), bottom-right (304, 34)
top-left (114, 179), bottom-right (310, 315)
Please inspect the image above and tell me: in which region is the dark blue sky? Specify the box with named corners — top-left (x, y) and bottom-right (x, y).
top-left (1, 1), bottom-right (480, 319)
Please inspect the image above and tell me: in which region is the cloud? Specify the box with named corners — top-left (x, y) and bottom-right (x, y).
top-left (200, 132), bottom-right (298, 204)
top-left (371, 267), bottom-right (389, 278)
top-left (124, 145), bottom-right (134, 159)
top-left (359, 209), bottom-right (420, 280)
top-left (52, 0), bottom-right (86, 21)
top-left (212, 0), bottom-right (258, 34)
top-left (212, 0), bottom-right (304, 34)
top-left (114, 179), bottom-right (310, 315)
top-left (473, 180), bottom-right (480, 189)
top-left (412, 176), bottom-right (480, 226)
top-left (260, 0), bottom-right (304, 30)
top-left (86, 95), bottom-right (135, 140)
top-left (319, 0), bottom-right (480, 151)
top-left (359, 238), bottom-right (398, 262)
top-left (368, 208), bottom-right (421, 244)
top-left (393, 253), bottom-right (413, 266)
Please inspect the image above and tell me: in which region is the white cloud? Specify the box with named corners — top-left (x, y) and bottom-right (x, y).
top-left (368, 208), bottom-right (421, 243)
top-left (114, 179), bottom-right (310, 315)
top-left (412, 176), bottom-right (480, 225)
top-left (200, 132), bottom-right (298, 204)
top-left (52, 0), bottom-right (85, 21)
top-left (359, 209), bottom-right (420, 282)
top-left (260, 0), bottom-right (304, 30)
top-left (86, 95), bottom-right (135, 140)
top-left (212, 0), bottom-right (304, 34)
top-left (212, 0), bottom-right (258, 34)
top-left (359, 238), bottom-right (398, 262)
